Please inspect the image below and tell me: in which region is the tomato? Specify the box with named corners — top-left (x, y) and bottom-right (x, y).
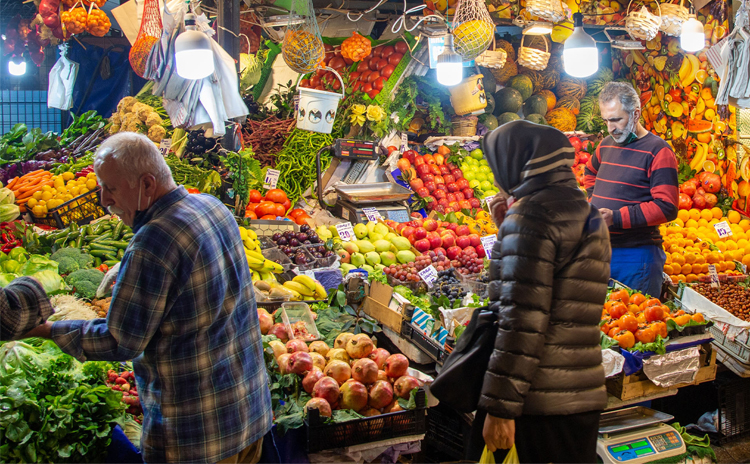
top-left (635, 325), bottom-right (656, 344)
top-left (260, 214), bottom-right (277, 220)
top-left (387, 145), bottom-right (399, 153)
top-left (367, 71), bottom-right (380, 83)
top-left (310, 75), bottom-right (321, 87)
top-left (294, 213), bottom-right (311, 225)
top-left (375, 59), bottom-right (388, 71)
top-left (316, 68), bottom-right (327, 77)
top-left (613, 330), bottom-right (635, 349)
top-left (314, 85), bottom-right (324, 91)
top-left (349, 71), bottom-right (361, 80)
top-left (265, 188), bottom-right (288, 204)
top-left (397, 158), bottom-right (411, 172)
top-left (609, 302), bottom-right (628, 320)
top-left (245, 211), bottom-right (257, 220)
top-left (247, 202), bottom-right (260, 214)
top-left (373, 76), bottom-right (387, 90)
top-left (332, 79), bottom-right (341, 90)
top-left (353, 81), bottom-right (362, 91)
top-left (249, 189), bottom-right (262, 204)
top-left (362, 83), bottom-right (373, 93)
top-left (369, 59), bottom-right (380, 71)
top-left (357, 60), bottom-right (370, 72)
top-left (394, 41), bottom-right (408, 54)
top-left (367, 88), bottom-right (379, 99)
top-left (388, 53), bottom-right (403, 66)
top-left (329, 56), bottom-right (346, 71)
top-left (381, 65), bottom-right (395, 78)
top-left (618, 314), bottom-right (638, 333)
top-left (300, 79), bottom-right (310, 88)
top-left (288, 208), bottom-right (306, 219)
top-left (282, 198), bottom-right (291, 212)
top-left (644, 305), bottom-right (664, 322)
top-left (371, 46), bottom-right (383, 58)
top-left (274, 203), bottom-right (286, 216)
top-left (255, 202), bottom-right (277, 217)
top-left (629, 292), bottom-right (646, 305)
top-left (381, 45), bottom-right (395, 58)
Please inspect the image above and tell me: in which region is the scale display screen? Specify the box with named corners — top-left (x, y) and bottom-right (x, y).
top-left (335, 139), bottom-right (378, 160)
top-left (606, 431), bottom-right (681, 461)
top-left (384, 209), bottom-right (411, 223)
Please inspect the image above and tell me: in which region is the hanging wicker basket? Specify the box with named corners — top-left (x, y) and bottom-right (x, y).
top-left (474, 36), bottom-right (508, 69)
top-left (659, 0), bottom-right (689, 36)
top-left (518, 34), bottom-right (550, 71)
top-left (451, 115), bottom-right (478, 136)
top-left (526, 0), bottom-right (566, 23)
top-left (625, 0), bottom-right (662, 41)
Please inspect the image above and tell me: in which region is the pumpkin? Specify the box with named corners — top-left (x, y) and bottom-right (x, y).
top-left (523, 94), bottom-right (548, 116)
top-left (556, 77), bottom-right (587, 101)
top-left (546, 108), bottom-right (577, 132)
top-left (493, 87), bottom-right (524, 115)
top-left (498, 112), bottom-right (521, 125)
top-left (538, 90), bottom-right (557, 112)
top-left (555, 97), bottom-right (580, 115)
top-left (525, 113), bottom-right (547, 125)
top-left (491, 60), bottom-right (518, 85)
top-left (509, 74), bottom-right (534, 101)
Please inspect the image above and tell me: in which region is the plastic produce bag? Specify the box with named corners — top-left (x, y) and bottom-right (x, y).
top-left (480, 446), bottom-right (495, 464)
top-left (47, 44), bottom-right (78, 110)
top-left (503, 445), bottom-right (519, 464)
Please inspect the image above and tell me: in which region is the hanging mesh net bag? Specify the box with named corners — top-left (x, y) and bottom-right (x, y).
top-left (282, 0), bottom-right (325, 74)
top-left (129, 0), bottom-right (162, 78)
top-left (452, 0), bottom-right (495, 62)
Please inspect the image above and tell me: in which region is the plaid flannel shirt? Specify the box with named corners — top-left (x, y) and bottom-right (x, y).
top-left (51, 187), bottom-right (272, 463)
top-left (0, 277), bottom-right (53, 341)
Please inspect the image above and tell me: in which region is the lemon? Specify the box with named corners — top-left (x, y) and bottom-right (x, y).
top-left (86, 172), bottom-right (96, 179)
top-left (53, 178), bottom-right (65, 188)
top-left (79, 187), bottom-right (89, 195)
top-left (42, 185), bottom-right (53, 192)
top-left (71, 187), bottom-right (81, 196)
top-left (63, 194), bottom-right (73, 202)
top-left (40, 191), bottom-right (53, 201)
top-left (62, 172), bottom-right (75, 181)
top-left (32, 191), bottom-right (43, 200)
top-left (27, 198), bottom-right (38, 208)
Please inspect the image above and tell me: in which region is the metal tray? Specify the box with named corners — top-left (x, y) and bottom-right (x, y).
top-left (599, 407), bottom-right (674, 435)
top-left (335, 182), bottom-right (412, 203)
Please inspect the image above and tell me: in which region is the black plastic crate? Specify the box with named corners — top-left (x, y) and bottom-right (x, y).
top-left (401, 323), bottom-right (448, 365)
top-left (305, 388), bottom-right (427, 452)
top-left (424, 404), bottom-right (469, 461)
top-left (31, 187), bottom-right (106, 229)
top-left (717, 373), bottom-right (750, 444)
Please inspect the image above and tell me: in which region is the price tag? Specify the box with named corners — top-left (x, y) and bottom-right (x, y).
top-left (736, 260), bottom-right (748, 275)
top-left (714, 220), bottom-right (733, 238)
top-left (400, 133), bottom-right (408, 153)
top-left (158, 138), bottom-right (172, 156)
top-left (708, 264), bottom-right (721, 289)
top-left (336, 222), bottom-right (355, 242)
top-left (362, 207), bottom-right (381, 222)
top-left (483, 194), bottom-right (496, 208)
top-left (480, 234), bottom-right (497, 255)
top-left (418, 265), bottom-right (438, 288)
top-left (263, 169), bottom-right (281, 190)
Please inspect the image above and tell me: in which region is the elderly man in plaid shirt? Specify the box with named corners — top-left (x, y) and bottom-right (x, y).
top-left (25, 132), bottom-right (272, 463)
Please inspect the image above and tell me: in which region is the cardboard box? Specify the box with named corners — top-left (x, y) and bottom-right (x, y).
top-left (362, 281), bottom-right (406, 333)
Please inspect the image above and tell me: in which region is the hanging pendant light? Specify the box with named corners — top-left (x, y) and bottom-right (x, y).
top-left (563, 13), bottom-right (598, 78)
top-left (8, 55), bottom-right (26, 76)
top-left (436, 35), bottom-right (463, 86)
top-left (175, 12), bottom-right (215, 80)
top-left (681, 8), bottom-right (705, 53)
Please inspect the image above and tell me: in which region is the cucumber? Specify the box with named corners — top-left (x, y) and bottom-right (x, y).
top-left (103, 260), bottom-right (120, 267)
top-left (89, 249), bottom-right (113, 258)
top-left (122, 233), bottom-right (134, 240)
top-left (91, 232), bottom-right (113, 243)
top-left (117, 249), bottom-right (124, 259)
top-left (90, 243), bottom-right (118, 252)
top-left (99, 240), bottom-right (129, 250)
top-left (113, 221), bottom-right (124, 239)
top-left (94, 257), bottom-right (102, 267)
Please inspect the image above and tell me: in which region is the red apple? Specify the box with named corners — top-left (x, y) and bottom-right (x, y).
top-left (409, 178), bottom-right (423, 191)
top-left (435, 184), bottom-right (447, 192)
top-left (462, 188), bottom-right (474, 199)
top-left (476, 245), bottom-right (486, 258)
top-left (446, 246), bottom-right (462, 260)
top-left (454, 192), bottom-right (465, 202)
top-left (437, 198), bottom-right (449, 209)
top-left (414, 239), bottom-right (431, 252)
top-left (433, 189), bottom-right (447, 200)
top-left (414, 228), bottom-right (428, 240)
top-left (441, 233), bottom-right (456, 248)
top-left (446, 223), bottom-right (458, 232)
top-left (428, 233), bottom-right (442, 249)
top-left (416, 187), bottom-right (429, 197)
top-left (416, 164), bottom-right (430, 177)
top-left (423, 219), bottom-right (438, 231)
top-left (444, 174), bottom-right (456, 184)
top-left (468, 234), bottom-right (481, 247)
top-left (401, 226), bottom-right (415, 238)
top-left (456, 236), bottom-right (471, 249)
top-left (439, 165), bottom-right (451, 175)
top-left (433, 246), bottom-right (447, 257)
top-left (425, 181), bottom-right (436, 193)
top-left (458, 200), bottom-right (472, 210)
top-left (469, 198), bottom-right (481, 209)
top-left (448, 201), bottom-right (460, 211)
top-left (456, 178), bottom-right (470, 190)
top-left (446, 193), bottom-right (457, 203)
top-left (456, 225), bottom-right (470, 236)
top-left (447, 182), bottom-right (460, 193)
top-left (451, 169), bottom-right (464, 179)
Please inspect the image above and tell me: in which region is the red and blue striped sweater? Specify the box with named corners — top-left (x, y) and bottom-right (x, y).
top-left (584, 132), bottom-right (679, 247)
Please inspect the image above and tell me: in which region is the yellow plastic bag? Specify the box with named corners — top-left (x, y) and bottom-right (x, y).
top-left (479, 446), bottom-right (495, 464)
top-left (503, 445), bottom-right (519, 464)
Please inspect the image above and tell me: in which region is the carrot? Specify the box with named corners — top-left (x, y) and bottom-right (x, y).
top-left (6, 177), bottom-right (19, 190)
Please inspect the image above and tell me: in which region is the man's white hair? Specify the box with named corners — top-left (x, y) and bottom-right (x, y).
top-left (94, 132), bottom-right (175, 188)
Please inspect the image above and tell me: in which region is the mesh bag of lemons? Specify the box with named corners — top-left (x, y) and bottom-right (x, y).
top-left (27, 171), bottom-right (98, 218)
top-left (452, 0), bottom-right (494, 61)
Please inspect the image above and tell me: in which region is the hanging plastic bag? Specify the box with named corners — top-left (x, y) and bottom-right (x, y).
top-left (282, 0), bottom-right (325, 73)
top-left (503, 445), bottom-right (519, 464)
top-left (480, 446), bottom-right (496, 464)
top-left (47, 44), bottom-right (78, 110)
top-left (129, 0), bottom-right (162, 77)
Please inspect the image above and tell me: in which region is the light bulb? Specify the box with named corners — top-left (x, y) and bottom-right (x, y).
top-left (681, 15), bottom-right (705, 52)
top-left (436, 35), bottom-right (463, 86)
top-left (523, 22), bottom-right (553, 35)
top-left (8, 58), bottom-right (26, 76)
top-left (563, 13), bottom-right (598, 78)
top-left (175, 13), bottom-right (215, 80)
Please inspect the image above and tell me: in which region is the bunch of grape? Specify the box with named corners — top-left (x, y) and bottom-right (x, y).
top-left (454, 248), bottom-right (484, 275)
top-left (186, 129), bottom-right (218, 155)
top-left (426, 250), bottom-right (452, 272)
top-left (431, 269), bottom-right (468, 307)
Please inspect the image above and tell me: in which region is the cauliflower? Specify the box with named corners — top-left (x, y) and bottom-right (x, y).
top-left (145, 112), bottom-right (163, 127)
top-left (137, 104), bottom-right (154, 122)
top-left (121, 96), bottom-right (137, 112)
top-left (126, 121), bottom-right (140, 132)
top-left (110, 113), bottom-right (121, 125)
top-left (109, 124), bottom-right (121, 135)
top-left (148, 125), bottom-right (167, 142)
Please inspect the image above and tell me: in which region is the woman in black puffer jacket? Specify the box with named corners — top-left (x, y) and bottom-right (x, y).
top-left (474, 121), bottom-right (611, 463)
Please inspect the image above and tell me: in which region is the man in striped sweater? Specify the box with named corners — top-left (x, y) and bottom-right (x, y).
top-left (584, 82), bottom-right (679, 298)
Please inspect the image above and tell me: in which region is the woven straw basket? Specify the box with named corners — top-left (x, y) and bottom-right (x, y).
top-left (452, 115), bottom-right (479, 136)
top-left (659, 0), bottom-right (688, 36)
top-left (625, 0), bottom-right (662, 41)
top-left (526, 0), bottom-right (566, 23)
top-left (474, 37), bottom-right (508, 69)
top-left (518, 34), bottom-right (550, 71)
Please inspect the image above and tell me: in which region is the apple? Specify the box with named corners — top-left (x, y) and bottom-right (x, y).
top-left (444, 174), bottom-right (456, 184)
top-left (462, 188), bottom-right (474, 199)
top-left (414, 239), bottom-right (430, 252)
top-left (430, 165), bottom-right (442, 176)
top-left (413, 228), bottom-right (428, 240)
top-left (445, 222), bottom-right (458, 232)
top-left (428, 233), bottom-right (442, 249)
top-left (469, 198), bottom-right (481, 209)
top-left (448, 201), bottom-right (460, 211)
top-left (451, 169), bottom-right (463, 179)
top-left (409, 178), bottom-right (424, 191)
top-left (458, 200), bottom-right (472, 210)
top-left (468, 234), bottom-right (481, 247)
top-left (441, 233), bottom-right (456, 248)
top-left (439, 165), bottom-right (451, 175)
top-left (434, 190), bottom-right (447, 200)
top-left (446, 193), bottom-right (457, 203)
top-left (477, 245), bottom-right (486, 258)
top-left (433, 246), bottom-right (447, 257)
top-left (403, 150), bottom-right (417, 163)
top-left (456, 236), bottom-right (471, 249)
top-left (446, 246), bottom-right (462, 260)
top-left (402, 226), bottom-right (415, 239)
top-left (456, 225), bottom-right (470, 236)
top-left (416, 187), bottom-right (429, 197)
top-left (454, 191), bottom-right (465, 202)
top-left (423, 219), bottom-right (438, 231)
top-left (436, 184), bottom-right (447, 192)
top-left (425, 182), bottom-right (436, 193)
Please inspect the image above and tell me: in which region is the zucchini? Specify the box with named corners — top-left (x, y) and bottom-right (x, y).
top-left (103, 260), bottom-right (120, 267)
top-left (90, 243), bottom-right (118, 252)
top-left (91, 232), bottom-right (113, 243)
top-left (99, 240), bottom-right (129, 250)
top-left (122, 233), bottom-right (134, 240)
top-left (89, 249), bottom-right (113, 258)
top-left (113, 221), bottom-right (124, 239)
top-left (117, 249), bottom-right (124, 259)
top-left (94, 257), bottom-right (102, 267)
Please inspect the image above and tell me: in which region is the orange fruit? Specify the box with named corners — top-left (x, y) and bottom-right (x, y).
top-left (681, 264), bottom-right (693, 274)
top-left (711, 207), bottom-right (723, 219)
top-left (700, 209), bottom-right (714, 221)
top-left (671, 263), bottom-right (683, 274)
top-left (692, 263), bottom-right (703, 274)
top-left (677, 210), bottom-right (690, 222)
top-left (689, 209), bottom-right (701, 221)
top-left (728, 210), bottom-right (742, 224)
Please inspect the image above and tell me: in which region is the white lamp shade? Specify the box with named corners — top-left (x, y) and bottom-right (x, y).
top-left (175, 29), bottom-right (215, 80)
top-left (681, 17), bottom-right (705, 52)
top-left (437, 61), bottom-right (463, 86)
top-left (8, 60), bottom-right (26, 76)
top-left (563, 22), bottom-right (598, 78)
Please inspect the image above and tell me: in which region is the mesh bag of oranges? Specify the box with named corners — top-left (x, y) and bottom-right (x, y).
top-left (282, 0), bottom-right (325, 73)
top-left (452, 0), bottom-right (495, 61)
top-left (86, 3), bottom-right (111, 37)
top-left (341, 32), bottom-right (371, 62)
top-left (61, 5), bottom-right (88, 35)
top-left (129, 0), bottom-right (162, 77)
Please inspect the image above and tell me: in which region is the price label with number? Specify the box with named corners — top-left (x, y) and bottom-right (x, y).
top-left (714, 220), bottom-right (733, 238)
top-left (418, 265), bottom-right (438, 288)
top-left (735, 260), bottom-right (748, 275)
top-left (708, 264), bottom-right (721, 288)
top-left (483, 194), bottom-right (496, 208)
top-left (362, 207), bottom-right (381, 222)
top-left (336, 222), bottom-right (355, 242)
top-left (400, 133), bottom-right (408, 153)
top-left (158, 139), bottom-right (172, 156)
top-left (263, 169), bottom-right (280, 190)
top-left (480, 234), bottom-right (497, 255)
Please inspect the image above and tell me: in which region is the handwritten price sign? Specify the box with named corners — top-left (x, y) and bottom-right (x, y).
top-left (336, 222), bottom-right (355, 242)
top-left (158, 139), bottom-right (172, 156)
top-left (714, 221), bottom-right (733, 238)
top-left (362, 207), bottom-right (382, 222)
top-left (418, 265), bottom-right (438, 288)
top-left (263, 169), bottom-right (280, 190)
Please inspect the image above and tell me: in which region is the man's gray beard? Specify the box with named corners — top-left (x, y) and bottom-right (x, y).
top-left (611, 114), bottom-right (636, 143)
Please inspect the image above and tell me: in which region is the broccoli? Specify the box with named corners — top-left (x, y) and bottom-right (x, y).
top-left (55, 256), bottom-right (80, 275)
top-left (66, 269), bottom-right (105, 299)
top-left (51, 248), bottom-right (94, 271)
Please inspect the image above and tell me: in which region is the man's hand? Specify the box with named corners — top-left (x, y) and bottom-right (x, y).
top-left (483, 414), bottom-right (515, 452)
top-left (489, 195), bottom-right (509, 228)
top-left (599, 207), bottom-right (614, 226)
top-left (20, 321), bottom-right (53, 340)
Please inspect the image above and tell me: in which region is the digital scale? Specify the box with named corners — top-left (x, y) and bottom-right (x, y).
top-left (315, 140), bottom-right (413, 224)
top-left (597, 407), bottom-right (686, 464)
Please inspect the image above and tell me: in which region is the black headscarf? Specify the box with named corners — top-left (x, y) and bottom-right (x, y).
top-left (481, 120), bottom-right (576, 198)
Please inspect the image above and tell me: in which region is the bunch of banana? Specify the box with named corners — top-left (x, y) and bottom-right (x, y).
top-left (239, 226), bottom-right (285, 278)
top-left (281, 275), bottom-right (328, 301)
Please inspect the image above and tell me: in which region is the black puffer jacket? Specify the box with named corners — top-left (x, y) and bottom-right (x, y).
top-left (479, 121), bottom-right (610, 419)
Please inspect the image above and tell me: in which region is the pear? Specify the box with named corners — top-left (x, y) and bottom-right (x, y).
top-left (353, 223), bottom-right (369, 240)
top-left (356, 240), bottom-right (375, 253)
top-left (365, 251), bottom-right (382, 266)
top-left (351, 252), bottom-right (366, 267)
top-left (373, 240), bottom-right (391, 253)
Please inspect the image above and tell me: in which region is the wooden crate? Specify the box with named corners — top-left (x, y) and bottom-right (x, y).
top-left (606, 344), bottom-right (718, 401)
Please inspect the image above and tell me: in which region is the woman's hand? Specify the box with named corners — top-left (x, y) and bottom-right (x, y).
top-left (489, 195), bottom-right (510, 228)
top-left (483, 414), bottom-right (515, 452)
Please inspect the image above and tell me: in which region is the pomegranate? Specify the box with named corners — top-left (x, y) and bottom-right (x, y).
top-left (368, 380), bottom-right (394, 409)
top-left (384, 400), bottom-right (403, 413)
top-left (377, 370), bottom-right (389, 382)
top-left (334, 332), bottom-right (354, 349)
top-left (258, 309), bottom-right (273, 334)
top-left (305, 398), bottom-right (332, 417)
top-left (678, 193), bottom-right (693, 210)
top-left (704, 193), bottom-right (718, 208)
top-left (286, 339), bottom-right (309, 353)
top-left (288, 351), bottom-right (313, 375)
top-left (277, 353), bottom-right (292, 374)
top-left (384, 354), bottom-right (409, 378)
top-left (361, 407), bottom-right (381, 417)
top-left (308, 341), bottom-right (330, 357)
top-left (368, 348), bottom-right (390, 369)
top-left (268, 340), bottom-right (287, 360)
top-left (702, 173), bottom-right (721, 194)
top-left (339, 379), bottom-right (368, 411)
top-left (394, 375), bottom-right (421, 399)
top-left (268, 323), bottom-right (289, 342)
top-left (309, 352), bottom-right (326, 371)
top-left (692, 193), bottom-right (707, 209)
top-left (302, 367), bottom-right (324, 393)
top-left (346, 333), bottom-right (374, 359)
top-left (680, 182), bottom-right (697, 197)
top-left (352, 358), bottom-right (379, 384)
top-left (313, 376), bottom-right (340, 406)
top-left (324, 360), bottom-right (352, 385)
top-left (325, 348), bottom-right (351, 364)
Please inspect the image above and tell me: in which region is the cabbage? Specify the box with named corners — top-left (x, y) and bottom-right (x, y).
top-left (0, 204), bottom-right (20, 222)
top-left (18, 254), bottom-right (59, 275)
top-left (30, 269), bottom-right (67, 294)
top-left (240, 53), bottom-right (263, 91)
top-left (0, 187), bottom-right (15, 205)
top-left (0, 272), bottom-right (17, 287)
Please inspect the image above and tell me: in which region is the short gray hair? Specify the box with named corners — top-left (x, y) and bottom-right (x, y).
top-left (94, 132), bottom-right (175, 188)
top-left (599, 81), bottom-right (640, 113)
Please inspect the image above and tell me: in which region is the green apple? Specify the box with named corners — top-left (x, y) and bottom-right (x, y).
top-left (479, 165), bottom-right (491, 173)
top-left (470, 148), bottom-right (484, 160)
top-left (469, 179), bottom-right (480, 189)
top-left (475, 172), bottom-right (487, 182)
top-left (480, 180), bottom-right (493, 191)
top-left (464, 171), bottom-right (476, 181)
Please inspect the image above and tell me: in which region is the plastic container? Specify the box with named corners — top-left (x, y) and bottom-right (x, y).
top-left (246, 219), bottom-right (298, 238)
top-left (448, 74), bottom-right (487, 116)
top-left (401, 322), bottom-right (448, 365)
top-left (260, 247), bottom-right (294, 272)
top-left (280, 302), bottom-right (320, 342)
top-left (296, 69), bottom-right (344, 134)
top-left (459, 272), bottom-right (489, 298)
top-left (32, 188), bottom-right (107, 229)
top-left (305, 388), bottom-right (427, 452)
